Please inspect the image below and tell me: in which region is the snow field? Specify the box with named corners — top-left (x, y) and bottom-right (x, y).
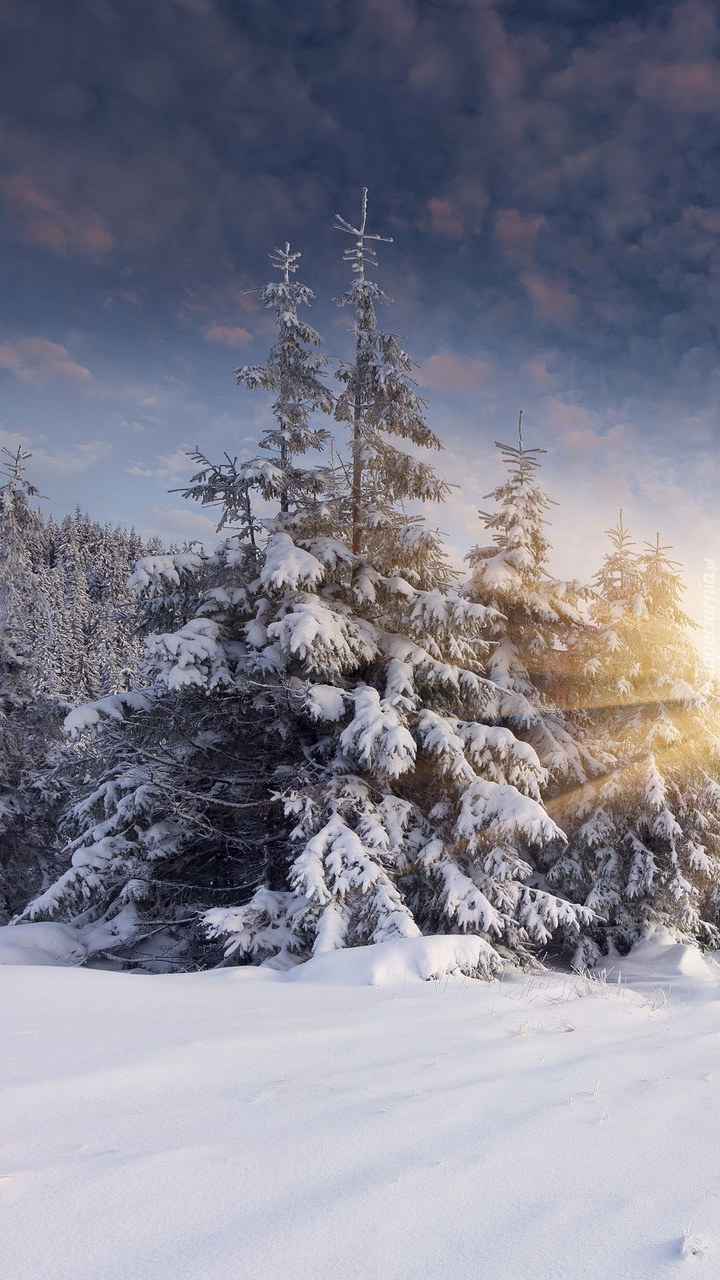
top-left (3, 933), bottom-right (720, 1280)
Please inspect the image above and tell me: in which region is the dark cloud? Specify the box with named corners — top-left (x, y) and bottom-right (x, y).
top-left (0, 0), bottom-right (719, 585)
top-left (2, 1), bottom-right (719, 334)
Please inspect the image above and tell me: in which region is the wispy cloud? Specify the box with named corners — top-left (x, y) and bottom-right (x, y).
top-left (155, 448), bottom-right (195, 482)
top-left (423, 179), bottom-right (488, 239)
top-left (418, 351), bottom-right (493, 394)
top-left (520, 274), bottom-right (580, 327)
top-left (0, 428), bottom-right (110, 476)
top-left (149, 503), bottom-right (220, 543)
top-left (0, 337), bottom-right (93, 384)
top-left (204, 324), bottom-right (253, 348)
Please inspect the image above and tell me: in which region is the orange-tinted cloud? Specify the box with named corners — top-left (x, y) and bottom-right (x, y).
top-left (427, 197), bottom-right (464, 238)
top-left (0, 337), bottom-right (93, 383)
top-left (0, 172), bottom-right (115, 258)
top-left (637, 60), bottom-right (720, 111)
top-left (424, 180), bottom-right (488, 239)
top-left (683, 205), bottom-right (720, 234)
top-left (204, 324), bottom-right (253, 347)
top-left (547, 399), bottom-right (593, 429)
top-left (494, 209), bottom-right (545, 265)
top-left (522, 355), bottom-right (557, 387)
top-left (520, 273), bottom-right (580, 325)
top-left (417, 351), bottom-right (493, 393)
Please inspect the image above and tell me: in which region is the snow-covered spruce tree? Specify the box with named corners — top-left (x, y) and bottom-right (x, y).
top-left (200, 200), bottom-right (590, 975)
top-left (0, 447), bottom-right (66, 920)
top-left (334, 188), bottom-right (448, 562)
top-left (235, 241), bottom-right (334, 514)
top-left (464, 416), bottom-right (594, 787)
top-left (183, 240), bottom-right (336, 548)
top-left (19, 242), bottom-right (336, 966)
top-left (548, 517), bottom-right (720, 962)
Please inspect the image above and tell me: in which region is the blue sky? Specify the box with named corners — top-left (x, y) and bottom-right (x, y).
top-left (1, 0), bottom-right (719, 630)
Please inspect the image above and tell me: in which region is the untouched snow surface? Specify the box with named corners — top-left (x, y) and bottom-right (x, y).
top-left (3, 929), bottom-right (720, 1280)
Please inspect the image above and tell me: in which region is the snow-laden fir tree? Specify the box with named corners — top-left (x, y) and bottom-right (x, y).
top-left (0, 447), bottom-right (65, 919)
top-left (548, 516), bottom-right (720, 962)
top-left (334, 189), bottom-right (448, 562)
top-left (23, 211), bottom-right (589, 972)
top-left (464, 417), bottom-right (595, 787)
top-left (183, 240), bottom-right (336, 557)
top-left (235, 240), bottom-right (334, 514)
top-left (20, 242), bottom-right (337, 965)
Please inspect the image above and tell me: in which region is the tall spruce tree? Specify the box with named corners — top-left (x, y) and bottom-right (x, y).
top-left (334, 189), bottom-right (448, 564)
top-left (465, 419), bottom-right (593, 785)
top-left (20, 243), bottom-right (337, 966)
top-left (186, 240), bottom-right (335, 549)
top-left (549, 517), bottom-right (720, 963)
top-left (237, 240), bottom-right (334, 515)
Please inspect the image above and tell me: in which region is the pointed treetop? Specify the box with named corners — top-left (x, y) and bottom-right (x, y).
top-left (644, 532), bottom-right (681, 566)
top-left (334, 187), bottom-right (393, 280)
top-left (594, 510), bottom-right (641, 601)
top-left (269, 242), bottom-right (302, 286)
top-left (0, 446), bottom-right (45, 499)
top-left (605, 510), bottom-right (635, 552)
top-left (641, 533), bottom-right (686, 620)
top-left (492, 412), bottom-right (546, 475)
top-left (1, 444), bottom-right (31, 483)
